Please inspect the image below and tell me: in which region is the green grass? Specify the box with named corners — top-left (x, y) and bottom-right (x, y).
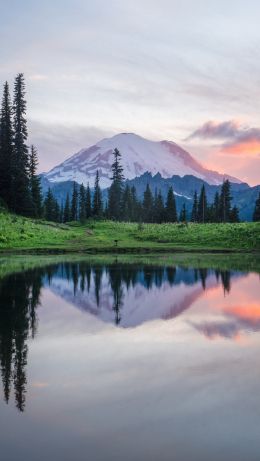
top-left (0, 212), bottom-right (259, 253)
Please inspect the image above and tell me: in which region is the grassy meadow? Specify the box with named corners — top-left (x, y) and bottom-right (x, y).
top-left (0, 211), bottom-right (259, 253)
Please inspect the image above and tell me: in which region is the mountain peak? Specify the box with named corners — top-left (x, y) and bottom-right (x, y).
top-left (44, 132), bottom-right (241, 187)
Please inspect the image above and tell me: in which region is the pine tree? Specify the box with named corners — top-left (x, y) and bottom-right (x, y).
top-left (44, 188), bottom-right (55, 221)
top-left (108, 148), bottom-right (124, 220)
top-left (165, 186), bottom-right (177, 222)
top-left (198, 185), bottom-right (207, 223)
top-left (12, 73), bottom-right (32, 215)
top-left (154, 190), bottom-right (165, 223)
top-left (131, 186), bottom-right (140, 221)
top-left (191, 191), bottom-right (198, 222)
top-left (59, 202), bottom-right (64, 223)
top-left (253, 192), bottom-right (260, 221)
top-left (79, 183), bottom-right (86, 222)
top-left (92, 170), bottom-right (103, 217)
top-left (85, 183), bottom-right (92, 219)
top-left (229, 205), bottom-right (240, 222)
top-left (29, 145), bottom-right (42, 217)
top-left (0, 82), bottom-right (13, 209)
top-left (219, 180), bottom-right (232, 222)
top-left (121, 185), bottom-right (133, 221)
top-left (179, 203), bottom-right (187, 222)
top-left (213, 191), bottom-right (220, 222)
top-left (53, 199), bottom-right (60, 222)
top-left (207, 203), bottom-right (215, 223)
top-left (70, 182), bottom-right (78, 221)
top-left (142, 184), bottom-right (154, 222)
top-left (63, 193), bottom-right (70, 222)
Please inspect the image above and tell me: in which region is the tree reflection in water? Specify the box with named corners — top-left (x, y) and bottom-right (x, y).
top-left (0, 261), bottom-right (236, 411)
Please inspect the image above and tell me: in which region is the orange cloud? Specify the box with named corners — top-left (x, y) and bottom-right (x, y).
top-left (222, 139), bottom-right (260, 156)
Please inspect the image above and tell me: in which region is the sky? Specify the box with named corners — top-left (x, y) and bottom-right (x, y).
top-left (1, 0), bottom-right (260, 185)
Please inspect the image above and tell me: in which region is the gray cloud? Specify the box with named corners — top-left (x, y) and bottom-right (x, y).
top-left (186, 120), bottom-right (241, 141)
top-left (186, 120), bottom-right (260, 151)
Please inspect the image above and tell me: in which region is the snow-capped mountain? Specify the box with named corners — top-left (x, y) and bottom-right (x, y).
top-left (44, 132), bottom-right (241, 187)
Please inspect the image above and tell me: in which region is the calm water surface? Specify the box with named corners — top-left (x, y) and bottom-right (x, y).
top-left (0, 257), bottom-right (260, 461)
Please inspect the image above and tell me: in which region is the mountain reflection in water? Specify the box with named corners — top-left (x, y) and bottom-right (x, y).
top-left (0, 261), bottom-right (259, 413)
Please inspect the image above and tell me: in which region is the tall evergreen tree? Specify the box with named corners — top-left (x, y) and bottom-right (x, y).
top-left (130, 186), bottom-right (140, 221)
top-left (198, 185), bottom-right (207, 223)
top-left (12, 73), bottom-right (32, 215)
top-left (59, 201), bottom-right (64, 223)
top-left (191, 191), bottom-right (198, 222)
top-left (63, 193), bottom-right (70, 222)
top-left (79, 183), bottom-right (86, 222)
top-left (85, 183), bottom-right (92, 219)
top-left (53, 199), bottom-right (60, 222)
top-left (92, 170), bottom-right (103, 217)
top-left (70, 182), bottom-right (78, 221)
top-left (229, 205), bottom-right (240, 223)
top-left (213, 191), bottom-right (220, 222)
top-left (219, 180), bottom-right (232, 222)
top-left (142, 184), bottom-right (154, 222)
top-left (154, 190), bottom-right (165, 223)
top-left (0, 82), bottom-right (13, 209)
top-left (28, 145), bottom-right (42, 217)
top-left (179, 203), bottom-right (187, 222)
top-left (108, 148), bottom-right (124, 220)
top-left (44, 188), bottom-right (57, 221)
top-left (252, 192), bottom-right (260, 221)
top-left (165, 186), bottom-right (177, 222)
top-left (121, 185), bottom-right (133, 221)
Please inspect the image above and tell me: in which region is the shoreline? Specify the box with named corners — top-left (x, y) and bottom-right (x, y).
top-left (1, 245), bottom-right (260, 255)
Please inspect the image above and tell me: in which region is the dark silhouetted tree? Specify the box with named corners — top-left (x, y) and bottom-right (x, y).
top-left (198, 185), bottom-right (207, 223)
top-left (0, 82), bottom-right (13, 209)
top-left (12, 73), bottom-right (32, 215)
top-left (79, 183), bottom-right (86, 222)
top-left (165, 186), bottom-right (177, 222)
top-left (70, 182), bottom-right (78, 221)
top-left (219, 180), bottom-right (232, 222)
top-left (44, 188), bottom-right (59, 221)
top-left (108, 148), bottom-right (124, 220)
top-left (85, 183), bottom-right (92, 219)
top-left (191, 191), bottom-right (198, 222)
top-left (213, 191), bottom-right (220, 222)
top-left (154, 190), bottom-right (165, 223)
top-left (229, 206), bottom-right (240, 222)
top-left (142, 184), bottom-right (154, 222)
top-left (29, 145), bottom-right (42, 217)
top-left (92, 170), bottom-right (103, 217)
top-left (121, 185), bottom-right (133, 221)
top-left (63, 193), bottom-right (70, 222)
top-left (253, 192), bottom-right (260, 221)
top-left (179, 203), bottom-right (187, 222)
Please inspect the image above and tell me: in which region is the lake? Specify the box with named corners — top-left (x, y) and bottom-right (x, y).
top-left (0, 255), bottom-right (260, 461)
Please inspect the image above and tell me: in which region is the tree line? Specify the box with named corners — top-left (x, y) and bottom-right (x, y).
top-left (48, 147), bottom-right (241, 224)
top-left (0, 260), bottom-right (234, 411)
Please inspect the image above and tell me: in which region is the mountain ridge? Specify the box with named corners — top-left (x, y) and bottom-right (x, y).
top-left (40, 171), bottom-right (259, 221)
